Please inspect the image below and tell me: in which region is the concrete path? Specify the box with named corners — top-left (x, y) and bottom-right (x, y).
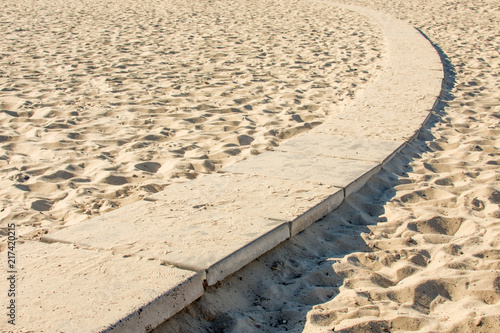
top-left (7, 2), bottom-right (443, 332)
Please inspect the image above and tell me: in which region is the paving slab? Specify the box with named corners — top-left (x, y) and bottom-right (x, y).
top-left (1, 241), bottom-right (203, 333)
top-left (43, 173), bottom-right (341, 285)
top-left (276, 132), bottom-right (405, 164)
top-left (339, 3), bottom-right (443, 74)
top-left (310, 76), bottom-right (441, 141)
top-left (222, 151), bottom-right (380, 197)
top-left (305, 1), bottom-right (442, 143)
top-left (312, 98), bottom-right (435, 141)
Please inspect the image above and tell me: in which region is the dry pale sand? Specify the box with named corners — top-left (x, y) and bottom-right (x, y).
top-left (0, 0), bottom-right (382, 246)
top-left (154, 0), bottom-right (500, 332)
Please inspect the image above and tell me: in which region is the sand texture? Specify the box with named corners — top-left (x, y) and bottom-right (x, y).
top-left (0, 0), bottom-right (382, 245)
top-left (155, 0), bottom-right (500, 332)
top-left (1, 0), bottom-right (499, 331)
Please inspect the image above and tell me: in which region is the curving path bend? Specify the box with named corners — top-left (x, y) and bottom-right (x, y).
top-left (7, 2), bottom-right (443, 332)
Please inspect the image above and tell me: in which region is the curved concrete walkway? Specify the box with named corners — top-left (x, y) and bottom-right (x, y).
top-left (8, 3), bottom-right (443, 332)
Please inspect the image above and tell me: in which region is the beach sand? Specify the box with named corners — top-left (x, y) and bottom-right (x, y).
top-left (0, 0), bottom-right (381, 246)
top-left (154, 0), bottom-right (500, 332)
top-left (0, 0), bottom-right (499, 331)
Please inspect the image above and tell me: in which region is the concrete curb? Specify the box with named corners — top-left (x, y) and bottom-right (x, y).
top-left (14, 2), bottom-right (443, 332)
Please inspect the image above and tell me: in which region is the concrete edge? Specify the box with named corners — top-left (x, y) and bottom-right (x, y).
top-left (344, 164), bottom-right (382, 197)
top-left (102, 272), bottom-right (205, 333)
top-left (382, 140), bottom-right (407, 166)
top-left (206, 223), bottom-right (290, 286)
top-left (290, 189), bottom-right (344, 236)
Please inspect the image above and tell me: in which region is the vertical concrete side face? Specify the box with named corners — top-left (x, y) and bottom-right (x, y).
top-left (344, 164), bottom-right (382, 198)
top-left (290, 189), bottom-right (344, 237)
top-left (205, 224), bottom-right (290, 285)
top-left (107, 274), bottom-right (204, 333)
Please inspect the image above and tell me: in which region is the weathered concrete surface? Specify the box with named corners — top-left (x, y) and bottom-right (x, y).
top-left (3, 241), bottom-right (203, 333)
top-left (309, 1), bottom-right (443, 142)
top-left (222, 151), bottom-right (380, 197)
top-left (43, 173), bottom-right (341, 285)
top-left (275, 133), bottom-right (405, 163)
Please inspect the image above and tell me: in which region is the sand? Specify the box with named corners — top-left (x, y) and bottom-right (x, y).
top-left (1, 0), bottom-right (499, 331)
top-left (0, 0), bottom-right (381, 245)
top-left (153, 0), bottom-right (500, 332)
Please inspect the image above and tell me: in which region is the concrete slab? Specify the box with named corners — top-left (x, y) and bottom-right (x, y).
top-left (309, 82), bottom-right (440, 142)
top-left (304, 2), bottom-right (442, 144)
top-left (312, 105), bottom-right (432, 141)
top-left (339, 3), bottom-right (443, 73)
top-left (3, 241), bottom-right (203, 333)
top-left (42, 173), bottom-right (340, 285)
top-left (222, 151), bottom-right (381, 197)
top-left (276, 133), bottom-right (405, 164)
